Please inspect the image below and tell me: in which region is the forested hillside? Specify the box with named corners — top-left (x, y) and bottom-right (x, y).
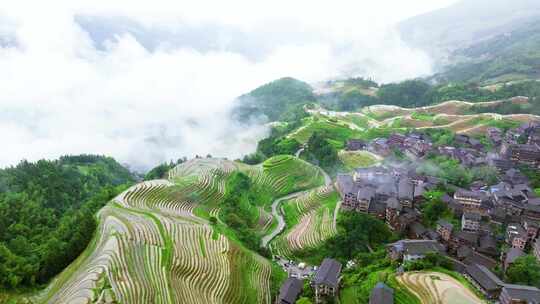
top-left (0, 155), bottom-right (134, 289)
top-left (432, 20), bottom-right (540, 83)
top-left (317, 78), bottom-right (540, 112)
top-left (233, 77), bottom-right (316, 122)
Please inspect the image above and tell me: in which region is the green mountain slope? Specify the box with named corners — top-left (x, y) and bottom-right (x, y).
top-left (233, 77), bottom-right (316, 122)
top-left (433, 20), bottom-right (540, 83)
top-left (0, 155), bottom-right (134, 290)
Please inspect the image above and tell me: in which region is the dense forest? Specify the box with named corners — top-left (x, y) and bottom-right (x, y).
top-left (333, 79), bottom-right (540, 111)
top-left (0, 155), bottom-right (134, 289)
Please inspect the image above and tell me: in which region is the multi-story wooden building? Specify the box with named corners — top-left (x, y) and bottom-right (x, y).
top-left (436, 219), bottom-right (453, 242)
top-left (312, 258), bottom-right (342, 303)
top-left (454, 189), bottom-right (483, 213)
top-left (462, 212), bottom-right (481, 232)
top-left (506, 224), bottom-right (528, 250)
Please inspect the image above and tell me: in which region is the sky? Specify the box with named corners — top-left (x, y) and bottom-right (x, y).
top-left (0, 0), bottom-right (458, 172)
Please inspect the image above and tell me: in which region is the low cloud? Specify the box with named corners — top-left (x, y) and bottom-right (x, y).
top-left (0, 1), bottom-right (454, 171)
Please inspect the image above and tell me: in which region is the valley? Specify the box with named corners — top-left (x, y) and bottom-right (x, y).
top-left (4, 3), bottom-right (540, 301)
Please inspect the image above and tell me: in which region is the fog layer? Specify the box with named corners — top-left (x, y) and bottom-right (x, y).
top-left (0, 1), bottom-right (455, 171)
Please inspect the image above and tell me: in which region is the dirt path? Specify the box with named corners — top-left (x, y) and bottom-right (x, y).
top-left (261, 191), bottom-right (306, 248)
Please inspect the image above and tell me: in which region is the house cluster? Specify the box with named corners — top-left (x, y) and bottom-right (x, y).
top-left (276, 258), bottom-right (342, 304)
top-left (361, 132), bottom-right (433, 158)
top-left (340, 121), bottom-right (540, 303)
top-left (385, 239), bottom-right (540, 303)
top-left (336, 164), bottom-right (441, 232)
top-left (497, 122), bottom-right (540, 168)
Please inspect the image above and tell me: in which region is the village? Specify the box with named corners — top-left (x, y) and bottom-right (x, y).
top-left (276, 122), bottom-right (540, 304)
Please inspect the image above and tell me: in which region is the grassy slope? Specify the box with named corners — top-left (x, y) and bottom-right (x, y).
top-left (338, 150), bottom-right (380, 171)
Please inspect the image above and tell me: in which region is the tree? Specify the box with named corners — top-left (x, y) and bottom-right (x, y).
top-left (421, 191), bottom-right (449, 227)
top-left (0, 155), bottom-right (133, 288)
top-left (275, 138), bottom-right (301, 155)
top-left (327, 212), bottom-right (395, 260)
top-left (234, 77), bottom-right (316, 122)
top-left (337, 88), bottom-right (377, 111)
top-left (377, 80), bottom-right (431, 107)
top-left (506, 255), bottom-right (540, 286)
top-left (471, 166), bottom-right (498, 185)
top-left (306, 132), bottom-right (339, 170)
top-left (296, 297), bottom-right (313, 304)
top-left (417, 156), bottom-right (472, 187)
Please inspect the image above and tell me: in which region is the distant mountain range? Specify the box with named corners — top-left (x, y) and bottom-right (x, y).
top-left (399, 0), bottom-right (540, 83)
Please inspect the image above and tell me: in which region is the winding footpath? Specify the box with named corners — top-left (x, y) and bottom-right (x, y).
top-left (261, 153), bottom-right (333, 248)
top-left (260, 191), bottom-right (306, 248)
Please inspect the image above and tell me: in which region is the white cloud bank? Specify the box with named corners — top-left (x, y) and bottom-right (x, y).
top-left (0, 0), bottom-right (457, 171)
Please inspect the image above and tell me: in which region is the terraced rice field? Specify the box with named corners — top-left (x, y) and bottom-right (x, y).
top-left (37, 156), bottom-right (325, 303)
top-left (271, 186), bottom-right (339, 258)
top-left (259, 155), bottom-right (325, 196)
top-left (397, 272), bottom-right (484, 304)
top-left (287, 115), bottom-right (364, 148)
top-left (37, 163), bottom-right (278, 303)
top-left (362, 98), bottom-right (526, 117)
top-left (354, 99), bottom-right (540, 135)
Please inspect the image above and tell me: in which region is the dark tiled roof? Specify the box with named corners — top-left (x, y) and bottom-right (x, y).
top-left (376, 182), bottom-right (397, 197)
top-left (336, 174), bottom-right (356, 195)
top-left (358, 187), bottom-right (376, 201)
top-left (425, 230), bottom-right (441, 240)
top-left (463, 212), bottom-right (481, 222)
top-left (398, 178), bottom-right (414, 200)
top-left (524, 202), bottom-right (540, 213)
top-left (437, 219), bottom-right (453, 231)
top-left (505, 247), bottom-right (524, 266)
top-left (478, 235), bottom-right (497, 252)
top-left (369, 282), bottom-right (394, 304)
top-left (386, 197), bottom-right (400, 210)
top-left (313, 258), bottom-right (342, 288)
top-left (513, 183), bottom-right (532, 193)
top-left (414, 184), bottom-right (426, 198)
top-left (457, 245), bottom-right (472, 259)
top-left (489, 207), bottom-right (506, 222)
top-left (465, 264), bottom-right (504, 292)
top-left (455, 231), bottom-right (479, 245)
top-left (390, 239), bottom-right (445, 256)
top-left (465, 252), bottom-right (498, 269)
top-left (278, 278), bottom-right (303, 304)
top-left (501, 284), bottom-right (540, 302)
top-left (410, 222), bottom-right (427, 237)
